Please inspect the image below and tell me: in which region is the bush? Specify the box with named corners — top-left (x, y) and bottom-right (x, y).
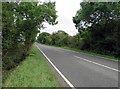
top-left (2, 44), bottom-right (25, 70)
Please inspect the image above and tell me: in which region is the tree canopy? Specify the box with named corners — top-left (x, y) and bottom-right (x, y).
top-left (73, 2), bottom-right (120, 57)
top-left (2, 1), bottom-right (57, 70)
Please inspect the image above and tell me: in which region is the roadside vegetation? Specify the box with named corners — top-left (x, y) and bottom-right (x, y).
top-left (60, 46), bottom-right (119, 61)
top-left (2, 1), bottom-right (120, 87)
top-left (2, 1), bottom-right (57, 85)
top-left (3, 45), bottom-right (60, 87)
top-left (37, 2), bottom-right (120, 60)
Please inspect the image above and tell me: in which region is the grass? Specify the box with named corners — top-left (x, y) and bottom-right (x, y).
top-left (3, 45), bottom-right (60, 87)
top-left (62, 46), bottom-right (119, 61)
top-left (46, 44), bottom-right (119, 61)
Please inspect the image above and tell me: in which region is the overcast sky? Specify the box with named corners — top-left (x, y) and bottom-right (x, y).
top-left (41, 0), bottom-right (83, 36)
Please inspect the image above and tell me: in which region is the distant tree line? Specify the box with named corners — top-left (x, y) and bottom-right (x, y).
top-left (2, 1), bottom-right (57, 71)
top-left (37, 2), bottom-right (120, 58)
top-left (37, 31), bottom-right (76, 47)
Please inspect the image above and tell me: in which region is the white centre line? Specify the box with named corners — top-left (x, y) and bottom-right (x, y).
top-left (74, 55), bottom-right (120, 72)
top-left (36, 45), bottom-right (75, 89)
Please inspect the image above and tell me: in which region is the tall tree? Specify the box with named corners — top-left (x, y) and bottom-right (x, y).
top-left (73, 2), bottom-right (120, 57)
top-left (2, 1), bottom-right (57, 57)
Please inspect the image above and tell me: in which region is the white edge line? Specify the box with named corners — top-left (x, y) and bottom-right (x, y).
top-left (36, 45), bottom-right (75, 88)
top-left (37, 43), bottom-right (118, 62)
top-left (59, 47), bottom-right (118, 62)
top-left (74, 55), bottom-right (120, 72)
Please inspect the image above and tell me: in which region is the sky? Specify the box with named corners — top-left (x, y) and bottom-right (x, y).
top-left (41, 0), bottom-right (83, 36)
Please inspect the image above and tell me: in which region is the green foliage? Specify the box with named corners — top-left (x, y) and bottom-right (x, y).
top-left (2, 1), bottom-right (57, 70)
top-left (38, 30), bottom-right (72, 47)
top-left (2, 2), bottom-right (18, 54)
top-left (38, 2), bottom-right (120, 59)
top-left (73, 2), bottom-right (120, 58)
top-left (37, 30), bottom-right (77, 49)
top-left (3, 45), bottom-right (60, 87)
top-left (37, 32), bottom-right (51, 44)
top-left (51, 30), bottom-right (69, 46)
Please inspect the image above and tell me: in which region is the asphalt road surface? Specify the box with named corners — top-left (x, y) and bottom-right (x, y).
top-left (36, 43), bottom-right (119, 88)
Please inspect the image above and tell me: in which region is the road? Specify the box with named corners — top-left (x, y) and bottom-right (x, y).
top-left (36, 43), bottom-right (119, 88)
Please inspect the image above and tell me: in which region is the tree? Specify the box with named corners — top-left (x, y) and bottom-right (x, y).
top-left (37, 32), bottom-right (51, 44)
top-left (2, 1), bottom-right (57, 57)
top-left (73, 2), bottom-right (120, 57)
top-left (15, 2), bottom-right (57, 56)
top-left (51, 30), bottom-right (68, 46)
top-left (38, 30), bottom-right (75, 47)
top-left (2, 1), bottom-right (57, 70)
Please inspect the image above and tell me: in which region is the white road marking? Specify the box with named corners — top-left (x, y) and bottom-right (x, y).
top-left (36, 45), bottom-right (75, 89)
top-left (61, 48), bottom-right (118, 62)
top-left (74, 55), bottom-right (120, 72)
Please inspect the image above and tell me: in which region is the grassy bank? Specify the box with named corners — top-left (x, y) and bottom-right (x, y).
top-left (3, 45), bottom-right (60, 87)
top-left (62, 46), bottom-right (119, 61)
top-left (46, 44), bottom-right (119, 61)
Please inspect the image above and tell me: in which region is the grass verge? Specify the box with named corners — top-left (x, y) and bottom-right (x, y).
top-left (62, 46), bottom-right (119, 61)
top-left (3, 45), bottom-right (60, 87)
top-left (45, 44), bottom-right (119, 61)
